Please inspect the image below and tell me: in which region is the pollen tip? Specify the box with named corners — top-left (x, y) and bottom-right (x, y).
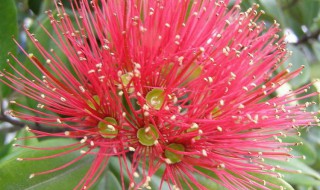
top-left (133, 172), bottom-right (139, 178)
top-left (25, 126), bottom-right (31, 131)
top-left (16, 158), bottom-right (23, 161)
top-left (164, 158), bottom-right (172, 164)
top-left (29, 174), bottom-right (35, 179)
top-left (129, 147), bottom-right (136, 151)
top-left (28, 53), bottom-right (34, 58)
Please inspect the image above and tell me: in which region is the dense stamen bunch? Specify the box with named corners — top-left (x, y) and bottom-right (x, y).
top-left (1, 0), bottom-right (319, 189)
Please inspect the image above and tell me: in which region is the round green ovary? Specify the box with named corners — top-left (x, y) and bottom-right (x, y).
top-left (137, 124), bottom-right (159, 146)
top-left (146, 89), bottom-right (164, 110)
top-left (165, 143), bottom-right (185, 164)
top-left (98, 117), bottom-right (118, 139)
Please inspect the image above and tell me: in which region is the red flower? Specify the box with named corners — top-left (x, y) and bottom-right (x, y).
top-left (1, 0), bottom-right (318, 189)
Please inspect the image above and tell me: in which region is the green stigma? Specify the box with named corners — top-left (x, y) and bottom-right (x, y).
top-left (98, 117), bottom-right (118, 139)
top-left (146, 89), bottom-right (165, 110)
top-left (137, 124), bottom-right (159, 146)
top-left (164, 143), bottom-right (185, 164)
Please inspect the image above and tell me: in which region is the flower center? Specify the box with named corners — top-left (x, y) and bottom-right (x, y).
top-left (137, 124), bottom-right (159, 146)
top-left (164, 143), bottom-right (185, 164)
top-left (98, 117), bottom-right (118, 139)
top-left (146, 89), bottom-right (164, 110)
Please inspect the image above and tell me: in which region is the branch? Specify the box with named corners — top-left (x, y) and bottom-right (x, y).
top-left (295, 29), bottom-right (320, 45)
top-left (0, 101), bottom-right (64, 133)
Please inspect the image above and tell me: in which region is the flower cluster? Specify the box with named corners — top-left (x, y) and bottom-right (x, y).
top-left (1, 0), bottom-right (319, 189)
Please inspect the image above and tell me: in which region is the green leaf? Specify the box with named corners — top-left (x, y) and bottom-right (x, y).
top-left (95, 171), bottom-right (122, 190)
top-left (282, 0), bottom-right (320, 28)
top-left (0, 129), bottom-right (6, 147)
top-left (0, 0), bottom-right (18, 98)
top-left (0, 138), bottom-right (93, 190)
top-left (108, 156), bottom-right (131, 187)
top-left (1, 127), bottom-right (39, 160)
top-left (149, 172), bottom-right (169, 190)
top-left (281, 135), bottom-right (317, 165)
top-left (266, 158), bottom-right (320, 186)
top-left (285, 45), bottom-right (311, 88)
top-left (259, 0), bottom-right (286, 26)
top-left (0, 128), bottom-right (11, 160)
top-left (251, 173), bottom-right (294, 190)
top-left (195, 166), bottom-right (294, 190)
top-left (28, 0), bottom-right (43, 15)
top-left (15, 128), bottom-right (39, 146)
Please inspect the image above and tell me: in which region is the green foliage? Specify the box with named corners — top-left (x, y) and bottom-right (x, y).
top-left (0, 0), bottom-right (319, 189)
top-left (0, 0), bottom-right (18, 97)
top-left (0, 138), bottom-right (94, 190)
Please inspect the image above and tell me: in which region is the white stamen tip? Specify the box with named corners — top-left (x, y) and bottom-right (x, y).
top-left (133, 172), bottom-right (140, 178)
top-left (202, 149), bottom-right (208, 157)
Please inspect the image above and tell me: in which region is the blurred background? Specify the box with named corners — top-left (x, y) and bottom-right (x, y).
top-left (0, 0), bottom-right (320, 189)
